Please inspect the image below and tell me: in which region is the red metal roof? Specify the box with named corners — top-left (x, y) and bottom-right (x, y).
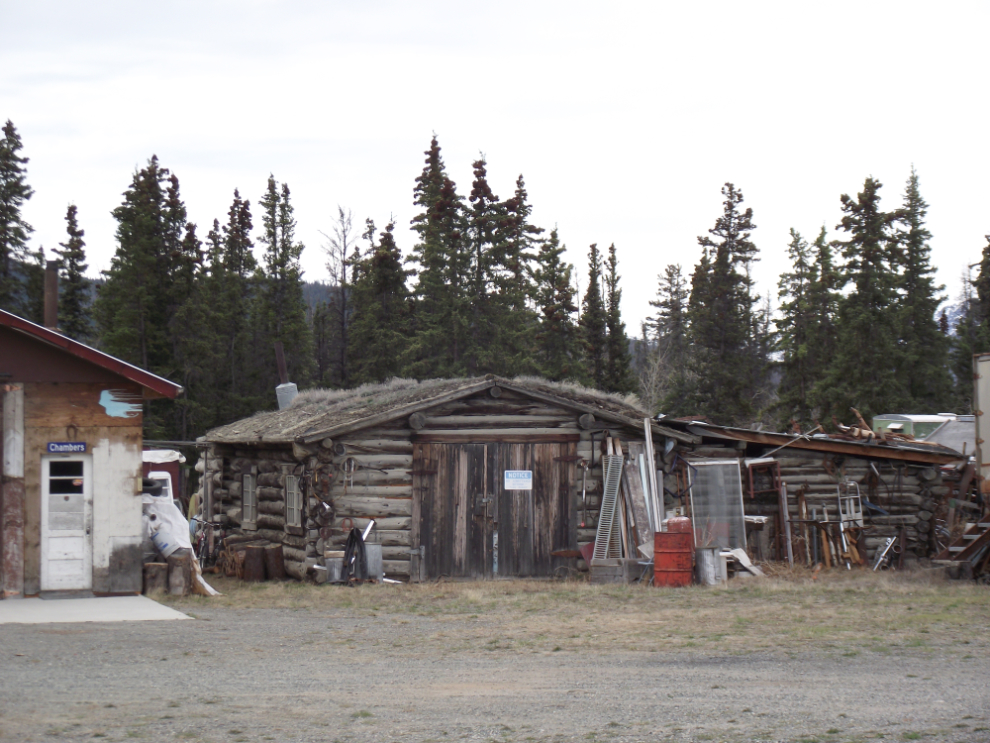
top-left (0, 309), bottom-right (184, 399)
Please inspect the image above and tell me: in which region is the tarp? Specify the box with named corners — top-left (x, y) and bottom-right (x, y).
top-left (142, 449), bottom-right (186, 464)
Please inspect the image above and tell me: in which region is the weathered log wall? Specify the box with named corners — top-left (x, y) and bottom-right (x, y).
top-left (681, 446), bottom-right (947, 564)
top-left (774, 450), bottom-right (941, 562)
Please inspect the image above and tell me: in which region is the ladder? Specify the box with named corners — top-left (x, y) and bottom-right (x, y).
top-left (593, 454), bottom-right (625, 560)
top-left (838, 480), bottom-right (864, 527)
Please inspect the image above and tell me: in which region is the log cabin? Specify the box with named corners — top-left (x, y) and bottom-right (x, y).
top-left (0, 309), bottom-right (183, 597)
top-left (198, 376), bottom-right (698, 581)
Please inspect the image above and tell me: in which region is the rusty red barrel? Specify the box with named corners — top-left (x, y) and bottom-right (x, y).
top-left (654, 528), bottom-right (693, 587)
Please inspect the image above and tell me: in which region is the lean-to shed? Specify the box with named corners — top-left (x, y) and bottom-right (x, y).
top-left (657, 420), bottom-right (969, 566)
top-left (199, 376), bottom-right (697, 581)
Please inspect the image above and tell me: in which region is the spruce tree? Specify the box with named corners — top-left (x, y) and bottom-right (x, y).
top-left (681, 183), bottom-right (765, 424)
top-left (820, 177), bottom-right (906, 421)
top-left (603, 243), bottom-right (635, 393)
top-left (54, 204), bottom-right (92, 341)
top-left (896, 167), bottom-right (952, 411)
top-left (168, 221), bottom-right (219, 441)
top-left (0, 120), bottom-right (33, 314)
top-left (95, 156), bottom-right (174, 372)
top-left (775, 229), bottom-right (818, 426)
top-left (492, 174), bottom-right (541, 375)
top-left (803, 227), bottom-right (841, 421)
top-left (405, 136), bottom-right (471, 378)
top-left (647, 264), bottom-right (689, 354)
top-left (579, 243), bottom-right (608, 389)
top-left (347, 221), bottom-right (411, 384)
top-left (464, 156), bottom-right (505, 375)
top-left (642, 264), bottom-right (690, 415)
top-left (500, 175), bottom-right (541, 309)
top-left (213, 189), bottom-right (259, 421)
top-left (532, 228), bottom-right (578, 380)
top-left (257, 176), bottom-right (314, 389)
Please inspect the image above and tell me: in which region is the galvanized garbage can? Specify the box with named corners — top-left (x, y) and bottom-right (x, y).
top-left (695, 546), bottom-right (725, 585)
top-left (365, 543), bottom-right (384, 582)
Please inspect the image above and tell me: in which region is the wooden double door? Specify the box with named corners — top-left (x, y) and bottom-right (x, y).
top-left (414, 441), bottom-right (575, 579)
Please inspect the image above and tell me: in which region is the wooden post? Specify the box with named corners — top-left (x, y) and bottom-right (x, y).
top-left (203, 448), bottom-right (213, 523)
top-left (817, 524), bottom-right (832, 569)
top-left (263, 544), bottom-right (286, 580)
top-left (1, 384), bottom-right (25, 598)
top-left (779, 483), bottom-right (793, 567)
top-left (798, 493), bottom-right (811, 566)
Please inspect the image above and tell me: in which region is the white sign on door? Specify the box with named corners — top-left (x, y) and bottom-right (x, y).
top-left (504, 470), bottom-right (533, 490)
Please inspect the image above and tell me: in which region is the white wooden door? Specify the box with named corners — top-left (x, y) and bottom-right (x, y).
top-left (41, 455), bottom-right (93, 591)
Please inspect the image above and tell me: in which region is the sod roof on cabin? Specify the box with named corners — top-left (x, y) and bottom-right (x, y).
top-left (203, 375), bottom-right (684, 445)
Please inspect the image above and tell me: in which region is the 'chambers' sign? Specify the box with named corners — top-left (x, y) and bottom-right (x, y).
top-left (47, 442), bottom-right (87, 454)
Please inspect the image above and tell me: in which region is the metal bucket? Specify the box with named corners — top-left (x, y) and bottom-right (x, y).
top-left (325, 557), bottom-right (344, 583)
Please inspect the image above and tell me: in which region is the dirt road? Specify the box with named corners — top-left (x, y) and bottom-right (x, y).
top-left (1, 576), bottom-right (988, 742)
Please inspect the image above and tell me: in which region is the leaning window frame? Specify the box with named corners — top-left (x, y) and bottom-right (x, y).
top-left (285, 474), bottom-right (302, 530)
top-left (242, 471), bottom-right (258, 531)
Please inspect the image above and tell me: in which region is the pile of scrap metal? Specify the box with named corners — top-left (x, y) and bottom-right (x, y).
top-left (778, 477), bottom-right (885, 571)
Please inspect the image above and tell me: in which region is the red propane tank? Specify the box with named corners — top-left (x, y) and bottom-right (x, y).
top-left (667, 516), bottom-right (692, 533)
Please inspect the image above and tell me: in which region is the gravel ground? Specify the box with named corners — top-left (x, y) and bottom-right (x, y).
top-left (1, 588), bottom-right (989, 743)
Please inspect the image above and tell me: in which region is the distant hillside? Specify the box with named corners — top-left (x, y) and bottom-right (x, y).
top-left (303, 281), bottom-right (334, 309)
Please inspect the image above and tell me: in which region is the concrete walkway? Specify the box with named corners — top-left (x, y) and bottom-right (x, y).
top-left (0, 595), bottom-right (190, 624)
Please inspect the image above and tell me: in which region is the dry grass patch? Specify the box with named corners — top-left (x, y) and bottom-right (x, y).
top-left (166, 568), bottom-right (990, 656)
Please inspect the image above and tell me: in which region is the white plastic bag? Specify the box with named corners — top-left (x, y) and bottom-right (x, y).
top-left (144, 494), bottom-right (193, 554)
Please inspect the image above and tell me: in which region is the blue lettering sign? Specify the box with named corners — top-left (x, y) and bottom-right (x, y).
top-left (47, 442), bottom-right (87, 454)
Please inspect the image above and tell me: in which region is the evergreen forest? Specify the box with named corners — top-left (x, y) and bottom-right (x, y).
top-left (2, 120), bottom-right (988, 441)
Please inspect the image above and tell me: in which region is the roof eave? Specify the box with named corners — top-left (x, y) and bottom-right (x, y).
top-left (1, 309), bottom-right (184, 399)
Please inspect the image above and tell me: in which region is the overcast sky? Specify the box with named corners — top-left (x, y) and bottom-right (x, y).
top-left (4, 1), bottom-right (988, 330)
